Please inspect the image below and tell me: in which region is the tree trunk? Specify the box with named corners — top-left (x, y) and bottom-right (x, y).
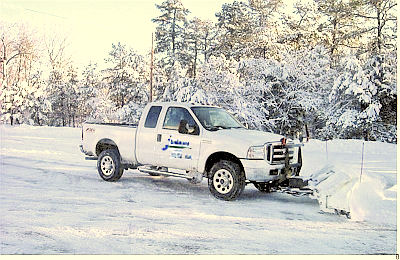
top-left (204, 35), bottom-right (207, 62)
top-left (263, 46), bottom-right (266, 59)
top-left (376, 6), bottom-right (382, 53)
top-left (172, 9), bottom-right (177, 58)
top-left (193, 41), bottom-right (198, 78)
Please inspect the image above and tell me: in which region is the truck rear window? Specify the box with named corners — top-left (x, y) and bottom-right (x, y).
top-left (144, 106), bottom-right (162, 128)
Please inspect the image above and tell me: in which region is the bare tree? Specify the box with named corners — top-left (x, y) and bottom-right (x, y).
top-left (0, 23), bottom-right (39, 125)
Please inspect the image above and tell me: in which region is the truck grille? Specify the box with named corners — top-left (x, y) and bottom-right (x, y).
top-left (265, 143), bottom-right (294, 164)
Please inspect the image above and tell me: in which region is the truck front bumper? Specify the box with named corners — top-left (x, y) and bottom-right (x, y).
top-left (240, 159), bottom-right (301, 182)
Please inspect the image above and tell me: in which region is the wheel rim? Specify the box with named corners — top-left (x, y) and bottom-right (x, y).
top-left (213, 169), bottom-right (234, 194)
top-left (101, 155), bottom-right (115, 176)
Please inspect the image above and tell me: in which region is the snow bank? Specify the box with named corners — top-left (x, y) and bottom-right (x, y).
top-left (349, 176), bottom-right (397, 225)
top-left (1, 125), bottom-right (397, 254)
top-left (303, 139), bottom-right (397, 226)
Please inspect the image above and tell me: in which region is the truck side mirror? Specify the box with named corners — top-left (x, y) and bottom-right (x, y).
top-left (178, 120), bottom-right (188, 134)
top-left (178, 120), bottom-right (199, 135)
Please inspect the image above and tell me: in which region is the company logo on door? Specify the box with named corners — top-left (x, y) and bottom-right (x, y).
top-left (162, 136), bottom-right (191, 151)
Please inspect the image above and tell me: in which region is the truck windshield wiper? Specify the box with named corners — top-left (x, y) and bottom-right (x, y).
top-left (205, 126), bottom-right (229, 131)
top-left (214, 125), bottom-right (230, 129)
top-left (206, 126), bottom-right (244, 131)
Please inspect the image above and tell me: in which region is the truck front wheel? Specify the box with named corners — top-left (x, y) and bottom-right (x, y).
top-left (208, 160), bottom-right (245, 201)
top-left (97, 149), bottom-right (124, 181)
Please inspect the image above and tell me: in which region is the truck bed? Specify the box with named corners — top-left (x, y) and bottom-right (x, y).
top-left (81, 122), bottom-right (138, 165)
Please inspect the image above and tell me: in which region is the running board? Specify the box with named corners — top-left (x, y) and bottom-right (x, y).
top-left (138, 166), bottom-right (191, 180)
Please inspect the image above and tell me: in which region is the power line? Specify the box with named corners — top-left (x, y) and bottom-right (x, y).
top-left (24, 8), bottom-right (67, 19)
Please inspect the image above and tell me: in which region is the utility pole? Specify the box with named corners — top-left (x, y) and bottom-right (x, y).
top-left (149, 33), bottom-right (154, 102)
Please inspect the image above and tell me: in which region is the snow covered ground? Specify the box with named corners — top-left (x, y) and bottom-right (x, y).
top-left (0, 125), bottom-right (397, 254)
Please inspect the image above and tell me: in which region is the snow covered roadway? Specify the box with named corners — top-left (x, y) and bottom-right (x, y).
top-left (0, 125), bottom-right (397, 254)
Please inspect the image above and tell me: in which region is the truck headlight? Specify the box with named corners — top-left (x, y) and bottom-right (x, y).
top-left (247, 145), bottom-right (264, 159)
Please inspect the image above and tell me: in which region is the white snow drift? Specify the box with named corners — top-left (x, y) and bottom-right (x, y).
top-left (0, 125), bottom-right (397, 254)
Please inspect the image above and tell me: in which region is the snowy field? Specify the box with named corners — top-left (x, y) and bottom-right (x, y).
top-left (0, 125), bottom-right (397, 254)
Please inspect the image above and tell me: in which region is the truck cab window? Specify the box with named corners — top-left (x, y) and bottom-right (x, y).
top-left (144, 106), bottom-right (162, 128)
top-left (163, 107), bottom-right (198, 134)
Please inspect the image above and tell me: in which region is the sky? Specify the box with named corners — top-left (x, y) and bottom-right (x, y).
top-left (1, 0), bottom-right (233, 69)
top-left (1, 0), bottom-right (299, 70)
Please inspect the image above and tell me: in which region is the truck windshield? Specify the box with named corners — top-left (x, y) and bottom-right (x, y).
top-left (191, 107), bottom-right (245, 131)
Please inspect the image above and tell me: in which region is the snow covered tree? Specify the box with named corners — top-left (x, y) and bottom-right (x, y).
top-left (151, 56), bottom-right (169, 102)
top-left (247, 0), bottom-right (284, 59)
top-left (103, 42), bottom-right (149, 109)
top-left (77, 62), bottom-right (99, 124)
top-left (28, 70), bottom-right (51, 126)
top-left (230, 46), bottom-right (334, 137)
top-left (152, 0), bottom-right (190, 76)
top-left (85, 84), bottom-right (117, 123)
top-left (186, 17), bottom-right (217, 78)
top-left (44, 35), bottom-right (78, 126)
top-left (46, 65), bottom-right (79, 127)
top-left (0, 79), bottom-right (48, 125)
top-left (280, 1), bottom-right (322, 50)
top-left (161, 61), bottom-right (192, 101)
top-left (196, 55), bottom-right (240, 108)
top-left (214, 1), bottom-right (258, 60)
top-left (0, 22), bottom-right (48, 125)
top-left (314, 0), bottom-right (364, 66)
top-left (281, 46), bottom-right (335, 138)
top-left (328, 53), bottom-right (396, 142)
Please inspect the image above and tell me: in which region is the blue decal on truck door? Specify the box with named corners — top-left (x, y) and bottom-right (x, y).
top-left (162, 136), bottom-right (190, 151)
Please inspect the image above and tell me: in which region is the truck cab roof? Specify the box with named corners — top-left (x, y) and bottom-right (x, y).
top-left (147, 101), bottom-right (218, 109)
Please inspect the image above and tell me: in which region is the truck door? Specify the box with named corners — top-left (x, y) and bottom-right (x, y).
top-left (136, 105), bottom-right (163, 165)
top-left (155, 106), bottom-right (202, 171)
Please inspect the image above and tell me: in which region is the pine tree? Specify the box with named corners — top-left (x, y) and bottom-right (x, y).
top-left (328, 54), bottom-right (396, 142)
top-left (280, 1), bottom-right (322, 50)
top-left (314, 0), bottom-right (363, 66)
top-left (103, 42), bottom-right (149, 109)
top-left (214, 1), bottom-right (257, 60)
top-left (186, 17), bottom-right (217, 78)
top-left (152, 0), bottom-right (190, 76)
top-left (78, 62), bottom-right (99, 123)
top-left (248, 0), bottom-right (284, 59)
top-left (353, 0), bottom-right (397, 54)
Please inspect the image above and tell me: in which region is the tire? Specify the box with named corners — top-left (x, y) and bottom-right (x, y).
top-left (97, 149), bottom-right (124, 182)
top-left (208, 160), bottom-right (246, 201)
top-left (253, 182), bottom-right (271, 193)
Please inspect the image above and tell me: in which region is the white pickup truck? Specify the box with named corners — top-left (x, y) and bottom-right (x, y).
top-left (80, 102), bottom-right (304, 200)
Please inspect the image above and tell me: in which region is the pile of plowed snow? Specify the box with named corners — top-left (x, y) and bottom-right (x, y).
top-left (301, 139), bottom-right (396, 226)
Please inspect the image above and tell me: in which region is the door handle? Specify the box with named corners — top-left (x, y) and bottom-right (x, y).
top-left (157, 134), bottom-right (162, 142)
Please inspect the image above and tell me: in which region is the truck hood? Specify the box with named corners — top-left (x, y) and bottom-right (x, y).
top-left (207, 128), bottom-right (284, 147)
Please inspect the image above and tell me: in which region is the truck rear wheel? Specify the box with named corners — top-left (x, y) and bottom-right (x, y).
top-left (208, 160), bottom-right (245, 201)
top-left (97, 149), bottom-right (124, 181)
